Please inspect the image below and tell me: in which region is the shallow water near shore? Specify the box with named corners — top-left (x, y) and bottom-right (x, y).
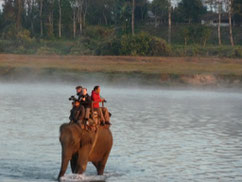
top-left (0, 83), bottom-right (242, 182)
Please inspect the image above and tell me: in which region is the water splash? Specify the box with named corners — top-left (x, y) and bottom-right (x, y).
top-left (60, 174), bottom-right (106, 182)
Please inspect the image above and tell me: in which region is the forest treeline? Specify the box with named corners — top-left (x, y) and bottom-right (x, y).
top-left (0, 0), bottom-right (242, 57)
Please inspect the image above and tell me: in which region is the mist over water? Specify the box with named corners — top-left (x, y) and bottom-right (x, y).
top-left (0, 82), bottom-right (242, 182)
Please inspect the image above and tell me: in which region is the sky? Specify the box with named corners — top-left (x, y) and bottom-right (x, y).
top-left (0, 0), bottom-right (3, 11)
top-left (149, 0), bottom-right (181, 7)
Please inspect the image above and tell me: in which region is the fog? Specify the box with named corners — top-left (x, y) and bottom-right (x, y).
top-left (0, 69), bottom-right (158, 88)
top-left (1, 67), bottom-right (242, 92)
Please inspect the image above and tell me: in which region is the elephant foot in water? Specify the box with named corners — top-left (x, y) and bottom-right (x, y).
top-left (75, 164), bottom-right (87, 175)
top-left (92, 161), bottom-right (106, 175)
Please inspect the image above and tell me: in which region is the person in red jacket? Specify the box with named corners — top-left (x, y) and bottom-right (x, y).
top-left (91, 86), bottom-right (111, 125)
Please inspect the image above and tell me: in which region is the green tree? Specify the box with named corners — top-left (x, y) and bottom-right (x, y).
top-left (132, 0), bottom-right (135, 35)
top-left (87, 0), bottom-right (116, 25)
top-left (135, 0), bottom-right (148, 22)
top-left (2, 0), bottom-right (16, 26)
top-left (112, 0), bottom-right (132, 33)
top-left (151, 0), bottom-right (169, 26)
top-left (182, 25), bottom-right (211, 47)
top-left (52, 0), bottom-right (72, 38)
top-left (175, 0), bottom-right (206, 23)
top-left (15, 0), bottom-right (24, 30)
top-left (0, 9), bottom-right (3, 33)
top-left (24, 0), bottom-right (38, 35)
top-left (61, 0), bottom-right (72, 37)
top-left (1, 0), bottom-right (18, 38)
top-left (233, 0), bottom-right (242, 26)
top-left (38, 0), bottom-right (44, 36)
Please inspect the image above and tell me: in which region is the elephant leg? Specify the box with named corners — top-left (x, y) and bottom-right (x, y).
top-left (92, 161), bottom-right (99, 171)
top-left (97, 162), bottom-right (106, 175)
top-left (75, 156), bottom-right (88, 174)
top-left (75, 146), bottom-right (92, 174)
top-left (71, 153), bottom-right (78, 173)
top-left (93, 153), bottom-right (110, 175)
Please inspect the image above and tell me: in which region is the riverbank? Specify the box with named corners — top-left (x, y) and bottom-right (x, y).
top-left (0, 54), bottom-right (242, 87)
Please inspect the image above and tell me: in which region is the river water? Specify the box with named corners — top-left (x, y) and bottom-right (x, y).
top-left (0, 83), bottom-right (242, 182)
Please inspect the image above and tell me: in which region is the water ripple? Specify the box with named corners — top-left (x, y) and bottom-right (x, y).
top-left (0, 84), bottom-right (242, 181)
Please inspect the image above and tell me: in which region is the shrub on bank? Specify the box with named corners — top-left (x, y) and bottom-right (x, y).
top-left (70, 44), bottom-right (94, 55)
top-left (84, 26), bottom-right (115, 40)
top-left (120, 32), bottom-right (171, 56)
top-left (149, 37), bottom-right (171, 56)
top-left (0, 23), bottom-right (241, 58)
top-left (0, 40), bottom-right (13, 53)
top-left (120, 33), bottom-right (150, 56)
top-left (94, 38), bottom-right (121, 55)
top-left (16, 29), bottom-right (36, 48)
top-left (182, 25), bottom-right (211, 47)
top-left (171, 45), bottom-right (242, 58)
top-left (233, 47), bottom-right (242, 57)
top-left (0, 26), bottom-right (38, 54)
top-left (36, 46), bottom-right (57, 55)
top-left (44, 40), bottom-right (74, 55)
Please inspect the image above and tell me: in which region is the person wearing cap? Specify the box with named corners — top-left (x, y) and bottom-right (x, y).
top-left (91, 86), bottom-right (111, 125)
top-left (69, 100), bottom-right (82, 124)
top-left (75, 86), bottom-right (82, 101)
top-left (68, 86), bottom-right (84, 124)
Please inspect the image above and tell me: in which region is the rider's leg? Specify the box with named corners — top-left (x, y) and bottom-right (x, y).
top-left (102, 107), bottom-right (110, 124)
top-left (98, 108), bottom-right (105, 124)
top-left (85, 108), bottom-right (90, 120)
top-left (79, 105), bottom-right (85, 121)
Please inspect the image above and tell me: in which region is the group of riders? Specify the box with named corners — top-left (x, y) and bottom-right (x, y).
top-left (69, 85), bottom-right (111, 130)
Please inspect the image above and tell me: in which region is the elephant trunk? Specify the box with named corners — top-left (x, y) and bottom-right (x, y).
top-left (58, 148), bottom-right (71, 180)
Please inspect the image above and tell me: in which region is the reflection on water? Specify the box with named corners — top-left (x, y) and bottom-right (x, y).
top-left (0, 83), bottom-right (242, 182)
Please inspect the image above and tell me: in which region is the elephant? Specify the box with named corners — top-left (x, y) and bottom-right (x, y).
top-left (57, 122), bottom-right (113, 180)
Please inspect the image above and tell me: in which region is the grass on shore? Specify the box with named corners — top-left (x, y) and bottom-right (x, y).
top-left (0, 54), bottom-right (242, 76)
